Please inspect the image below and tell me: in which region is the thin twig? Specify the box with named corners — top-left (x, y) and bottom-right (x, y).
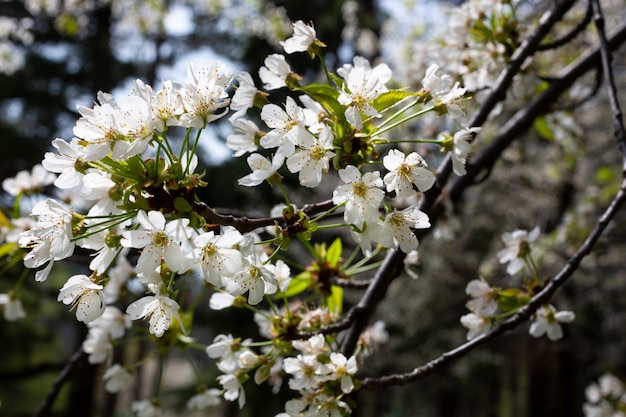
top-left (339, 0), bottom-right (579, 358)
top-left (360, 9), bottom-right (626, 390)
top-left (194, 199), bottom-right (335, 233)
top-left (591, 0), bottom-right (626, 164)
top-left (330, 277), bottom-right (372, 289)
top-left (538, 0), bottom-right (592, 50)
top-left (34, 348), bottom-right (87, 417)
top-left (361, 177), bottom-right (626, 388)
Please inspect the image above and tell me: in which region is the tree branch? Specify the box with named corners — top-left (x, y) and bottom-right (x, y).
top-left (34, 348), bottom-right (87, 417)
top-left (194, 199), bottom-right (335, 233)
top-left (339, 0), bottom-right (580, 358)
top-left (360, 11), bottom-right (626, 391)
top-left (361, 176), bottom-right (626, 389)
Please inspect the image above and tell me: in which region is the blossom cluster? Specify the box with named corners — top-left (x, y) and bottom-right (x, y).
top-left (0, 19), bottom-right (474, 416)
top-left (0, 11), bottom-right (587, 417)
top-left (461, 228), bottom-right (575, 341)
top-left (583, 373), bottom-right (626, 417)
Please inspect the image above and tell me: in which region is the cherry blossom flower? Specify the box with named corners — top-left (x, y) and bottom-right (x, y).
top-left (286, 126), bottom-right (335, 188)
top-left (193, 227), bottom-right (244, 287)
top-left (378, 206), bottom-right (430, 253)
top-left (121, 210), bottom-right (193, 276)
top-left (529, 304), bottom-right (575, 341)
top-left (0, 293), bottom-right (26, 321)
top-left (238, 153), bottom-right (285, 187)
top-left (260, 97), bottom-right (309, 158)
top-left (281, 20), bottom-right (317, 54)
top-left (42, 138), bottom-right (89, 189)
top-left (19, 199), bottom-right (75, 281)
top-left (327, 352), bottom-right (358, 393)
top-left (383, 149), bottom-right (435, 197)
top-left (259, 54), bottom-right (292, 90)
top-left (224, 256), bottom-right (276, 305)
top-left (206, 333), bottom-right (247, 373)
top-left (230, 71), bottom-right (260, 118)
top-left (227, 117), bottom-right (262, 156)
top-left (460, 312), bottom-right (493, 340)
top-left (497, 226), bottom-right (540, 275)
top-left (126, 292), bottom-right (183, 338)
top-left (88, 306), bottom-right (131, 340)
top-left (264, 259), bottom-right (292, 293)
top-left (103, 364), bottom-right (133, 394)
top-left (338, 58), bottom-right (391, 129)
top-left (465, 279), bottom-right (498, 316)
top-left (332, 165), bottom-right (384, 229)
top-left (2, 164), bottom-right (55, 196)
top-left (421, 64), bottom-right (454, 97)
top-left (179, 62), bottom-right (233, 129)
top-left (217, 373), bottom-right (246, 409)
top-left (283, 354), bottom-right (330, 391)
top-left (153, 80), bottom-right (185, 127)
top-left (186, 388), bottom-right (221, 411)
top-left (451, 127), bottom-right (480, 176)
top-left (83, 327), bottom-right (113, 364)
top-left (79, 171), bottom-right (122, 216)
top-left (293, 334), bottom-right (326, 355)
top-left (57, 274), bottom-right (106, 323)
top-left (131, 399), bottom-right (162, 417)
top-left (74, 91), bottom-right (155, 161)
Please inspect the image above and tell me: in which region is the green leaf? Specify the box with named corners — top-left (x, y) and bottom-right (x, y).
top-left (281, 272), bottom-right (312, 298)
top-left (326, 238), bottom-right (342, 268)
top-left (496, 288), bottom-right (530, 313)
top-left (533, 116), bottom-right (554, 141)
top-left (298, 83), bottom-right (345, 120)
top-left (326, 285), bottom-right (343, 316)
top-left (371, 89), bottom-right (418, 113)
top-left (173, 197), bottom-right (192, 213)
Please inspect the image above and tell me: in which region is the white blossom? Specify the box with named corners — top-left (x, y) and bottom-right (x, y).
top-left (57, 274), bottom-right (106, 323)
top-left (121, 210), bottom-right (193, 276)
top-left (42, 138), bottom-right (89, 189)
top-left (179, 62), bottom-right (233, 128)
top-left (465, 279), bottom-right (498, 316)
top-left (529, 304), bottom-right (575, 341)
top-left (286, 126), bottom-right (335, 188)
top-left (378, 206), bottom-right (430, 253)
top-left (2, 164), bottom-right (55, 196)
top-left (0, 293), bottom-right (26, 321)
top-left (281, 20), bottom-right (317, 54)
top-left (259, 54), bottom-right (292, 90)
top-left (451, 127), bottom-right (480, 176)
top-left (260, 97), bottom-right (309, 158)
top-left (103, 364), bottom-right (133, 393)
top-left (332, 165), bottom-right (384, 229)
top-left (227, 117), bottom-right (262, 156)
top-left (193, 227), bottom-right (244, 286)
top-left (186, 388), bottom-right (221, 411)
top-left (126, 293), bottom-right (183, 337)
top-left (497, 226), bottom-right (540, 275)
top-left (383, 149), bottom-right (435, 197)
top-left (238, 153), bottom-right (285, 187)
top-left (217, 373), bottom-right (246, 409)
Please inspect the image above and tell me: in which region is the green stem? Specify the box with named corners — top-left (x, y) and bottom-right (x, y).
top-left (372, 106), bottom-right (435, 138)
top-left (311, 202), bottom-right (343, 224)
top-left (277, 182), bottom-right (291, 207)
top-left (318, 54), bottom-right (333, 85)
top-left (375, 97), bottom-right (420, 130)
